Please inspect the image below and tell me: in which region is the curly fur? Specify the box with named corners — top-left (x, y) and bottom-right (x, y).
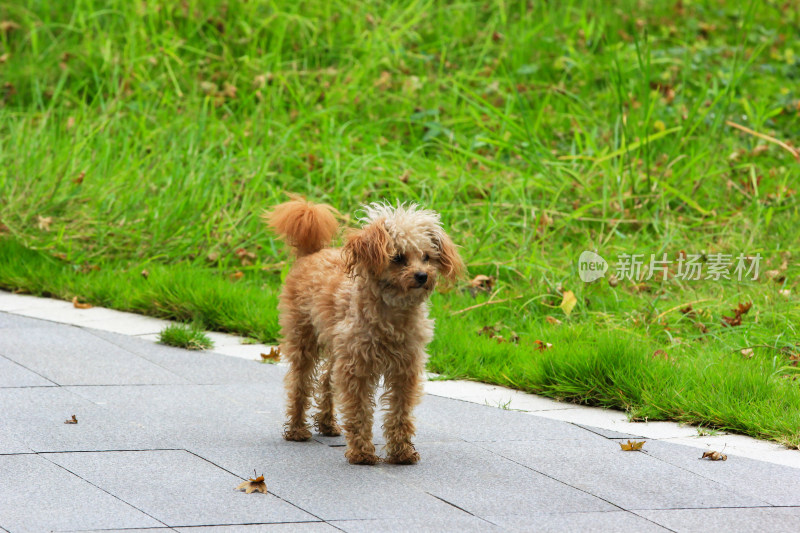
top-left (266, 198), bottom-right (464, 465)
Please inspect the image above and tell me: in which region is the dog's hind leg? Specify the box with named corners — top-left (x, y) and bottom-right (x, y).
top-left (282, 324), bottom-right (318, 442)
top-left (313, 355), bottom-right (341, 436)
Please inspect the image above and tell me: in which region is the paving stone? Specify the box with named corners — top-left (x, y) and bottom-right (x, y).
top-left (67, 384), bottom-right (284, 449)
top-left (0, 431), bottom-right (33, 455)
top-left (416, 395), bottom-right (607, 442)
top-left (174, 523), bottom-right (338, 532)
top-left (0, 327), bottom-right (190, 386)
top-left (0, 354), bottom-right (55, 387)
top-left (377, 442), bottom-right (615, 517)
top-left (484, 511), bottom-right (670, 532)
top-left (190, 445), bottom-right (471, 521)
top-left (86, 329), bottom-right (288, 385)
top-left (0, 386), bottom-right (162, 452)
top-left (47, 450), bottom-right (316, 527)
top-left (642, 440), bottom-right (800, 506)
top-left (0, 292), bottom-right (55, 311)
top-left (331, 516), bottom-right (502, 532)
top-left (636, 507), bottom-right (800, 533)
top-left (572, 423), bottom-right (645, 440)
top-left (485, 439), bottom-right (767, 510)
top-left (0, 311), bottom-right (59, 329)
top-left (0, 454), bottom-right (163, 532)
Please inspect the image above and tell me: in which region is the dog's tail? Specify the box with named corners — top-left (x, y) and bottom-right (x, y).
top-left (264, 197), bottom-right (338, 256)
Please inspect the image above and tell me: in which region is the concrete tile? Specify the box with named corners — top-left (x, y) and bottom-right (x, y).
top-left (0, 355), bottom-right (55, 387)
top-left (79, 313), bottom-right (173, 335)
top-left (212, 343), bottom-right (278, 362)
top-left (0, 311), bottom-right (59, 329)
top-left (86, 329), bottom-right (286, 386)
top-left (661, 434), bottom-right (800, 469)
top-left (485, 511), bottom-right (670, 532)
top-left (642, 440), bottom-right (800, 506)
top-left (0, 326), bottom-right (189, 385)
top-left (424, 380), bottom-right (572, 412)
top-left (0, 292), bottom-right (57, 311)
top-left (47, 450), bottom-right (316, 527)
top-left (571, 423), bottom-right (645, 440)
top-left (0, 454), bottom-right (162, 532)
top-left (8, 300), bottom-right (130, 326)
top-left (485, 439), bottom-right (766, 510)
top-left (191, 445), bottom-right (471, 521)
top-left (530, 406), bottom-right (699, 439)
top-left (378, 442), bottom-right (615, 517)
top-left (636, 507), bottom-right (800, 533)
top-left (416, 395), bottom-right (607, 443)
top-left (0, 387), bottom-right (161, 452)
top-left (174, 524), bottom-right (338, 532)
top-left (0, 431), bottom-right (33, 455)
top-left (67, 384), bottom-right (284, 449)
top-left (332, 516), bottom-right (502, 533)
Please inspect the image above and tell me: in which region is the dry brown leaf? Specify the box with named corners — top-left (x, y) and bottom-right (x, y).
top-left (741, 348), bottom-right (754, 359)
top-left (469, 274), bottom-right (494, 296)
top-left (64, 414), bottom-right (78, 424)
top-left (231, 271), bottom-right (244, 281)
top-left (534, 339), bottom-right (552, 351)
top-left (545, 316), bottom-right (561, 326)
top-left (72, 171), bottom-right (85, 185)
top-left (374, 70), bottom-right (392, 90)
top-left (652, 349), bottom-right (669, 360)
top-left (37, 215), bottom-right (53, 231)
top-left (141, 269), bottom-right (150, 279)
top-left (236, 473), bottom-right (267, 494)
top-left (607, 274), bottom-right (619, 287)
top-left (72, 296), bottom-right (92, 309)
top-left (559, 290), bottom-right (577, 316)
top-left (260, 346), bottom-right (281, 363)
top-left (701, 450), bottom-right (727, 461)
top-left (619, 440), bottom-right (645, 451)
top-left (0, 20), bottom-right (21, 33)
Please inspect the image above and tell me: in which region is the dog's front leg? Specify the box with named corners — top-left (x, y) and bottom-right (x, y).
top-left (334, 356), bottom-right (379, 465)
top-left (382, 360), bottom-right (424, 465)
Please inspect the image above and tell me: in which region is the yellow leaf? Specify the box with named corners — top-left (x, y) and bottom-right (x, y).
top-left (559, 290), bottom-right (577, 316)
top-left (72, 296), bottom-right (92, 309)
top-left (236, 474), bottom-right (267, 494)
top-left (260, 346), bottom-right (281, 363)
top-left (619, 439), bottom-right (645, 451)
top-left (701, 450), bottom-right (727, 461)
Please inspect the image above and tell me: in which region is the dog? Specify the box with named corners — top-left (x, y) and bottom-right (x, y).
top-left (265, 198), bottom-right (463, 464)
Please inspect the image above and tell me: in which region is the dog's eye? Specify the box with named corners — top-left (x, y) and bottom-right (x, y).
top-left (391, 254), bottom-right (406, 264)
top-left (422, 253), bottom-right (430, 262)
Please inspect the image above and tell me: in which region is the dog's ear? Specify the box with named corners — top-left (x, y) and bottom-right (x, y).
top-left (434, 230), bottom-right (465, 283)
top-left (343, 220), bottom-right (393, 277)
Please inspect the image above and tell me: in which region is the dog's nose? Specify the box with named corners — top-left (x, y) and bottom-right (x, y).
top-left (414, 272), bottom-right (428, 285)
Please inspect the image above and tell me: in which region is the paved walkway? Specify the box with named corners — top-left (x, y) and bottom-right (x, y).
top-left (1, 307), bottom-right (799, 532)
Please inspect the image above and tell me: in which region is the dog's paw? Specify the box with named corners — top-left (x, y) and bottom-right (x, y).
top-left (345, 450), bottom-right (380, 465)
top-left (317, 422), bottom-right (342, 437)
top-left (386, 449), bottom-right (420, 465)
top-left (283, 427), bottom-right (312, 441)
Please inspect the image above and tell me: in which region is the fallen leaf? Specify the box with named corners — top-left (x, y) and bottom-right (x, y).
top-left (534, 339), bottom-right (552, 351)
top-left (545, 316), bottom-right (561, 325)
top-left (741, 348), bottom-right (754, 358)
top-left (701, 450), bottom-right (727, 461)
top-left (652, 349), bottom-right (669, 360)
top-left (72, 171), bottom-right (85, 185)
top-left (695, 322), bottom-right (709, 334)
top-left (231, 271), bottom-right (244, 281)
top-left (374, 70), bottom-right (392, 91)
top-left (235, 248), bottom-right (257, 265)
top-left (141, 269), bottom-right (149, 279)
top-left (619, 440), bottom-right (645, 451)
top-left (72, 296), bottom-right (92, 309)
top-left (37, 215), bottom-right (53, 231)
top-left (260, 346), bottom-right (281, 363)
top-left (469, 274), bottom-right (494, 296)
top-left (607, 274), bottom-right (619, 287)
top-left (0, 20), bottom-right (21, 33)
top-left (679, 305), bottom-right (695, 317)
top-left (64, 414), bottom-right (78, 424)
top-left (779, 289), bottom-right (791, 298)
top-left (559, 290), bottom-right (577, 316)
top-left (235, 473), bottom-right (267, 494)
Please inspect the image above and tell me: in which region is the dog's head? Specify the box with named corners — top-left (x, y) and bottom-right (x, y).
top-left (343, 203), bottom-right (464, 306)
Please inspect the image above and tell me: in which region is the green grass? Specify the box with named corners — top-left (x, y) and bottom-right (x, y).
top-left (158, 323), bottom-right (214, 350)
top-left (1, 0), bottom-right (798, 446)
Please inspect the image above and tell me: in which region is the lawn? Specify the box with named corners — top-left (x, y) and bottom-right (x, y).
top-left (1, 0), bottom-right (798, 446)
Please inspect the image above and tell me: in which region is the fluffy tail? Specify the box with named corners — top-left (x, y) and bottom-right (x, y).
top-left (264, 198), bottom-right (338, 256)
